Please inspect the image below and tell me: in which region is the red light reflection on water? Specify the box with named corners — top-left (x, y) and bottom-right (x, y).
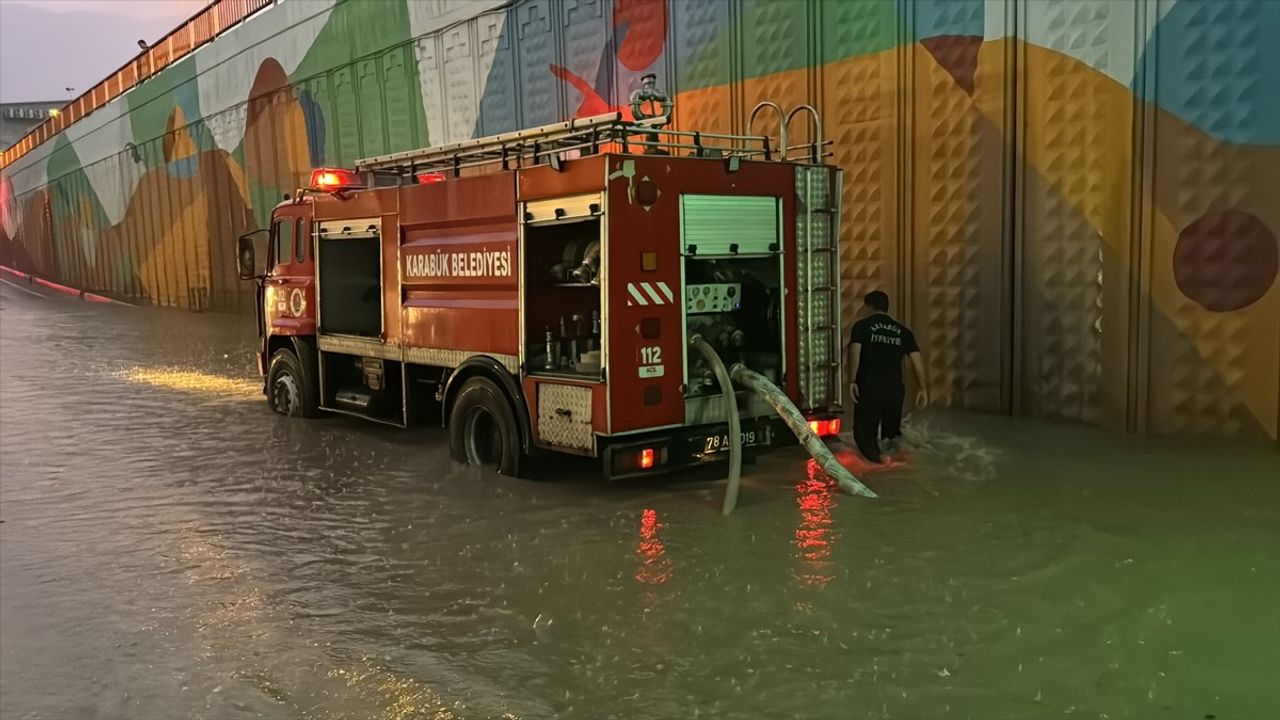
top-left (635, 508), bottom-right (670, 584)
top-left (794, 459), bottom-right (837, 588)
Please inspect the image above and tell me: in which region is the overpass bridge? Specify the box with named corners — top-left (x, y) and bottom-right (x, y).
top-left (0, 0), bottom-right (1276, 440)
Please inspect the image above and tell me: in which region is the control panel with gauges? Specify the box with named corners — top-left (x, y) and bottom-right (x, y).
top-left (685, 283), bottom-right (742, 314)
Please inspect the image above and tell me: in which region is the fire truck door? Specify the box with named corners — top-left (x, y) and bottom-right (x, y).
top-left (264, 208), bottom-right (316, 338)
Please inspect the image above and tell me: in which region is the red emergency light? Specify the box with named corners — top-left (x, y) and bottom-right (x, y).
top-left (808, 418), bottom-right (841, 437)
top-left (309, 167), bottom-right (361, 192)
top-left (416, 171), bottom-right (447, 184)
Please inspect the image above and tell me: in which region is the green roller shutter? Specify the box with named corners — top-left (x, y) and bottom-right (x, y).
top-left (680, 195), bottom-right (779, 255)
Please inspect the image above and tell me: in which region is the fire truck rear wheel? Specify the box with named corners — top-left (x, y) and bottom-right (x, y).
top-left (267, 348), bottom-right (320, 418)
top-left (449, 376), bottom-right (522, 477)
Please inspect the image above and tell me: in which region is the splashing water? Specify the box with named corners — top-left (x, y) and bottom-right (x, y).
top-left (835, 412), bottom-right (1000, 485)
top-left (897, 414), bottom-right (1001, 484)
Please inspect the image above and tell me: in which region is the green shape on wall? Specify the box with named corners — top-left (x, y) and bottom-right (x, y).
top-left (289, 0), bottom-right (428, 160)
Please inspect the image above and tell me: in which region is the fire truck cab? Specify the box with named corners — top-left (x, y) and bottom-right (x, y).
top-left (237, 106), bottom-right (844, 479)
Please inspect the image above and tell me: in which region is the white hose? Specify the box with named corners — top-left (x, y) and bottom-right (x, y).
top-left (689, 335), bottom-right (743, 515)
top-left (730, 364), bottom-right (878, 499)
top-left (689, 337), bottom-right (877, 515)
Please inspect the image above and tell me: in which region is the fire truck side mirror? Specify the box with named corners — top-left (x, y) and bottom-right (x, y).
top-left (237, 231), bottom-right (263, 280)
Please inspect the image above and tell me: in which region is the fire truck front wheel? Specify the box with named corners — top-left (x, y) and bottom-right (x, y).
top-left (448, 377), bottom-right (522, 477)
top-left (267, 348), bottom-right (320, 418)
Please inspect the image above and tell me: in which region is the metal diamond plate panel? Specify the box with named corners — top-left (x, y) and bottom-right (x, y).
top-left (1149, 302), bottom-right (1255, 436)
top-left (297, 77), bottom-right (332, 164)
top-left (670, 0), bottom-right (732, 135)
top-left (515, 0), bottom-right (560, 127)
top-left (476, 11), bottom-right (515, 136)
top-left (1146, 0), bottom-right (1278, 437)
top-left (381, 46), bottom-right (419, 153)
top-left (609, 0), bottom-right (667, 111)
top-left (474, 13), bottom-right (505, 106)
top-left (820, 0), bottom-right (890, 344)
top-left (356, 58), bottom-right (386, 157)
top-left (919, 96), bottom-right (979, 403)
top-left (443, 24), bottom-right (478, 145)
top-left (1148, 165), bottom-right (1275, 436)
top-left (332, 64), bottom-right (360, 165)
top-left (50, 181), bottom-right (74, 286)
top-left (414, 36), bottom-right (446, 146)
top-left (1154, 0), bottom-right (1272, 145)
top-left (1018, 0), bottom-right (1110, 423)
top-left (741, 0), bottom-right (811, 131)
top-left (538, 383), bottom-right (594, 450)
top-left (561, 0), bottom-right (608, 93)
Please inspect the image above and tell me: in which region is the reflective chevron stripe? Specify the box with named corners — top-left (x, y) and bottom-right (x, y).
top-left (627, 281), bottom-right (675, 306)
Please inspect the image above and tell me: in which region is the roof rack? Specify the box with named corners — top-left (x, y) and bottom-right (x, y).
top-left (354, 109), bottom-right (830, 181)
top-left (355, 112), bottom-right (648, 176)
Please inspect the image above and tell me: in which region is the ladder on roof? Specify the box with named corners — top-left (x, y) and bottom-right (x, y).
top-left (355, 112), bottom-right (672, 179)
top-left (354, 102), bottom-right (832, 181)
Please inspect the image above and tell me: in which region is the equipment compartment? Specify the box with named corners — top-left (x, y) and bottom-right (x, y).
top-left (522, 197), bottom-right (604, 380)
top-left (317, 220), bottom-right (382, 337)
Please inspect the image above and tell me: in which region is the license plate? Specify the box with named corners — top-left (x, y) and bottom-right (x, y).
top-left (702, 429), bottom-right (762, 454)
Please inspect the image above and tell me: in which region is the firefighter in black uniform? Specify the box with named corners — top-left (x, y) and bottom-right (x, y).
top-left (846, 291), bottom-right (929, 463)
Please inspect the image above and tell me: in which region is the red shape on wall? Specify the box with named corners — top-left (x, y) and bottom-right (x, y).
top-left (920, 35), bottom-right (982, 96)
top-left (550, 63), bottom-right (633, 119)
top-left (614, 0), bottom-right (666, 71)
top-left (553, 0), bottom-right (667, 120)
top-left (247, 57), bottom-right (291, 122)
top-left (1174, 209), bottom-right (1278, 312)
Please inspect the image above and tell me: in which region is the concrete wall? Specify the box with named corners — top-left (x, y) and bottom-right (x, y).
top-left (1, 0), bottom-right (1277, 440)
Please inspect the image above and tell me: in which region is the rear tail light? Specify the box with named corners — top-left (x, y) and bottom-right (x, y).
top-left (808, 418), bottom-right (841, 437)
top-left (416, 171), bottom-right (447, 184)
top-left (639, 448), bottom-right (656, 469)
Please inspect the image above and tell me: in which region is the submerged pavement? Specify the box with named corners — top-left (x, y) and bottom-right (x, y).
top-left (2, 281), bottom-right (1278, 719)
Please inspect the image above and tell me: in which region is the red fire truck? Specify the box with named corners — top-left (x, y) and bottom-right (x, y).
top-left (237, 103), bottom-right (844, 479)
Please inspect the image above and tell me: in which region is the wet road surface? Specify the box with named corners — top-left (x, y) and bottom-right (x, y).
top-left (2, 281), bottom-right (1278, 719)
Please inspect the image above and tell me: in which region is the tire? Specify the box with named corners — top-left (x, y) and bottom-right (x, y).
top-left (266, 348), bottom-right (320, 418)
top-left (448, 376), bottom-right (522, 477)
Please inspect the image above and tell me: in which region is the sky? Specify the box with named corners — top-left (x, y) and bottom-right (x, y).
top-left (0, 0), bottom-right (206, 103)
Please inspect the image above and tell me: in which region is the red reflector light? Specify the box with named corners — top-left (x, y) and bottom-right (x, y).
top-left (639, 448), bottom-right (655, 469)
top-left (309, 167), bottom-right (361, 191)
top-left (416, 171), bottom-right (447, 184)
top-left (808, 418), bottom-right (841, 437)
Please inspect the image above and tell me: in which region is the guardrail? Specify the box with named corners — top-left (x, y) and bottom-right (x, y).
top-left (0, 264), bottom-right (127, 304)
top-left (0, 0), bottom-right (274, 170)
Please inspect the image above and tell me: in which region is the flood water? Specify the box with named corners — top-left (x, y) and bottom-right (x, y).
top-left (2, 281), bottom-right (1278, 720)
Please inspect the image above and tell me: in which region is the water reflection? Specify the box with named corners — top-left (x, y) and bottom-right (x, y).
top-left (326, 657), bottom-right (480, 720)
top-left (122, 365), bottom-right (260, 399)
top-left (634, 508), bottom-right (670, 586)
top-left (793, 459), bottom-right (838, 589)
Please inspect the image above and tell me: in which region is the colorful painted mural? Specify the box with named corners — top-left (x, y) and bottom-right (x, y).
top-left (1, 0), bottom-right (1277, 440)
